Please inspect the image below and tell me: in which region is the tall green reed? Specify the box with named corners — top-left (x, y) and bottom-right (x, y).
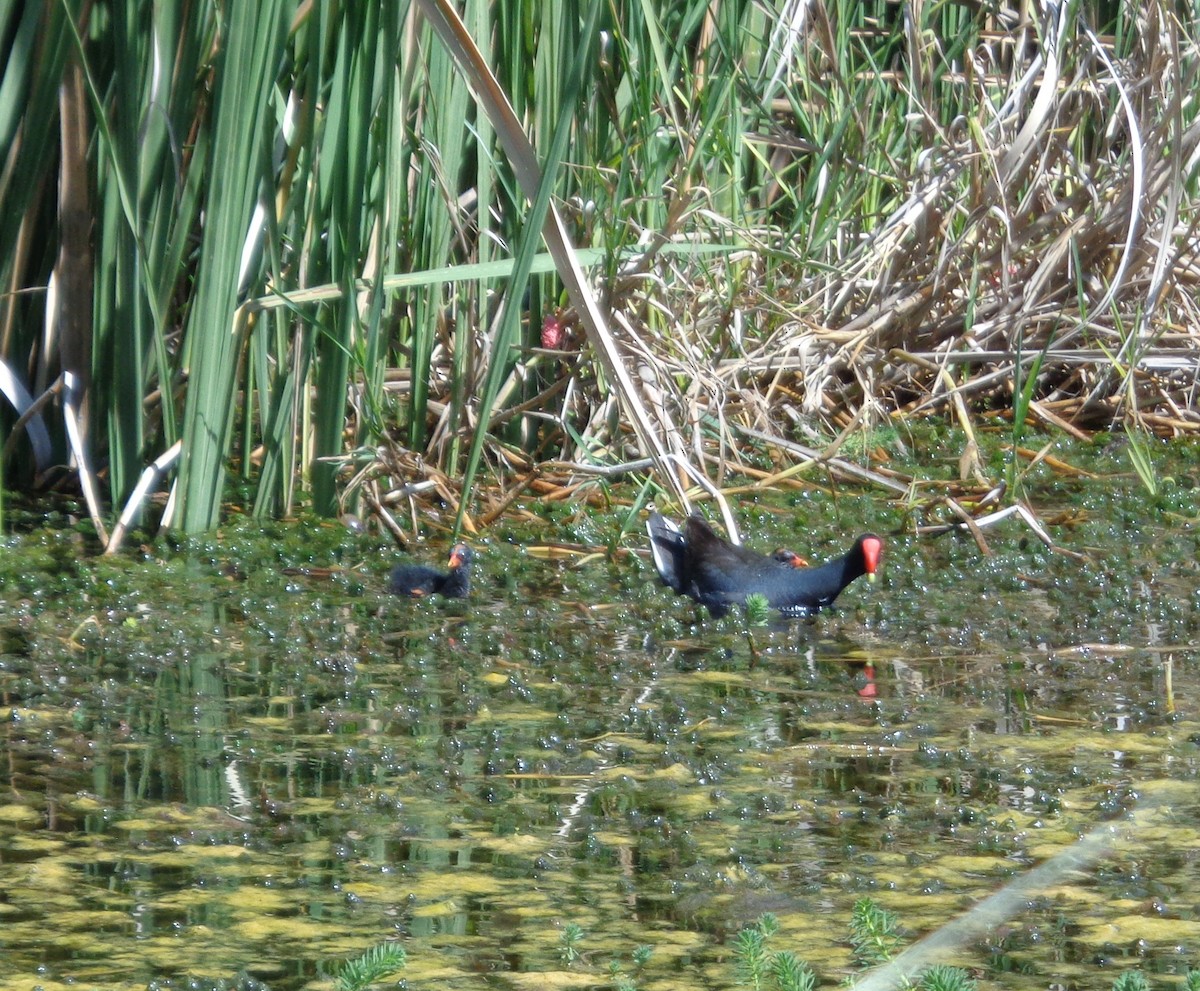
top-left (174, 1), bottom-right (290, 531)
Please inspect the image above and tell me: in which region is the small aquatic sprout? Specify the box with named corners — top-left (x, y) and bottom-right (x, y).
top-left (559, 922), bottom-right (585, 965)
top-left (733, 925), bottom-right (770, 990)
top-left (771, 951), bottom-right (815, 991)
top-left (733, 915), bottom-right (812, 991)
top-left (1110, 973), bottom-right (1153, 991)
top-left (755, 912), bottom-right (780, 936)
top-left (1125, 427), bottom-right (1160, 497)
top-left (608, 957), bottom-right (637, 991)
top-left (849, 897), bottom-right (902, 966)
top-left (1185, 969), bottom-right (1200, 991)
top-left (1109, 972), bottom-right (1152, 991)
top-left (919, 964), bottom-right (976, 991)
top-left (336, 942), bottom-right (406, 991)
top-left (743, 592), bottom-right (770, 625)
top-left (607, 944), bottom-right (654, 991)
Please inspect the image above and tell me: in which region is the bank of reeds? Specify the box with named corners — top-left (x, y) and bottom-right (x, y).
top-left (0, 1), bottom-right (1196, 540)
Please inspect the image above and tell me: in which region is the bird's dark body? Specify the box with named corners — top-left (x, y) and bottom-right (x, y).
top-left (647, 512), bottom-right (880, 617)
top-left (389, 544), bottom-right (473, 598)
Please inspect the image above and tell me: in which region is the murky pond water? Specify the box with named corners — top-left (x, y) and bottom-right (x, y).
top-left (3, 439), bottom-right (1200, 990)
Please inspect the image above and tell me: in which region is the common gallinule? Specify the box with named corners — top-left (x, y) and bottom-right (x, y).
top-left (389, 544), bottom-right (474, 598)
top-left (647, 512), bottom-right (881, 617)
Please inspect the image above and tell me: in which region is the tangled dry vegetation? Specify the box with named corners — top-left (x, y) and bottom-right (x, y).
top-left (624, 7), bottom-right (1200, 462)
top-left (363, 3), bottom-right (1199, 534)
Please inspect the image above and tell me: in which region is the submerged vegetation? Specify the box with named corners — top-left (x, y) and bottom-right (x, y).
top-left (1, 1), bottom-right (1197, 545)
top-left (336, 942), bottom-right (407, 991)
top-left (2, 450), bottom-right (1200, 988)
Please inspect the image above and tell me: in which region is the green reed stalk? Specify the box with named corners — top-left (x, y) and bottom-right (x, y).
top-left (89, 1), bottom-right (210, 509)
top-left (453, 1), bottom-right (603, 526)
top-left (308, 4), bottom-right (403, 516)
top-left (175, 1), bottom-right (289, 531)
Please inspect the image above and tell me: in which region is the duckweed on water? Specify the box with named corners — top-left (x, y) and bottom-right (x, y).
top-left (2, 450), bottom-right (1200, 989)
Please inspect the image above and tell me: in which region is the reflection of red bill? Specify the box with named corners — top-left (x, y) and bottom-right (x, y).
top-left (857, 662), bottom-right (877, 698)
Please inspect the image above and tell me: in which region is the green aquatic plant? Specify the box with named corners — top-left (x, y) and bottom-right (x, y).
top-left (839, 423), bottom-right (904, 460)
top-left (1108, 969), bottom-right (1200, 991)
top-left (1125, 426), bottom-right (1160, 498)
top-left (608, 946), bottom-right (654, 991)
top-left (771, 951), bottom-right (815, 991)
top-left (734, 924), bottom-right (770, 990)
top-left (1110, 971), bottom-right (1151, 991)
top-left (730, 901), bottom-right (965, 991)
top-left (743, 592), bottom-right (771, 625)
top-left (609, 960), bottom-right (638, 991)
top-left (733, 914), bottom-right (814, 991)
top-left (559, 922), bottom-right (585, 966)
top-left (849, 897), bottom-right (902, 966)
top-left (919, 964), bottom-right (976, 991)
top-left (336, 942), bottom-right (407, 991)
top-left (1008, 353), bottom-right (1045, 496)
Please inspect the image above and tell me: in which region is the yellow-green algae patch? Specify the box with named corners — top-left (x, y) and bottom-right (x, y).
top-left (681, 669), bottom-right (756, 687)
top-left (109, 804), bottom-right (228, 829)
top-left (151, 842), bottom-right (255, 861)
top-left (399, 960), bottom-right (476, 985)
top-left (62, 794), bottom-right (107, 813)
top-left (0, 979), bottom-right (91, 991)
top-left (239, 714), bottom-right (299, 730)
top-left (503, 970), bottom-right (611, 989)
top-left (929, 853), bottom-right (1020, 876)
top-left (5, 834), bottom-right (66, 854)
top-left (393, 871), bottom-right (511, 900)
top-left (235, 914), bottom-right (342, 941)
top-left (0, 804), bottom-right (41, 824)
top-left (467, 888), bottom-right (560, 919)
top-left (1080, 915), bottom-right (1200, 947)
top-left (475, 705), bottom-right (567, 724)
top-left (471, 832), bottom-right (548, 855)
top-left (5, 706), bottom-right (62, 725)
top-left (8, 858), bottom-right (78, 892)
top-left (409, 897), bottom-right (464, 918)
top-left (284, 796), bottom-right (342, 814)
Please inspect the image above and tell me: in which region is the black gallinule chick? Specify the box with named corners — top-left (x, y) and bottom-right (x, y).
top-left (647, 512), bottom-right (881, 617)
top-left (389, 544), bottom-right (474, 598)
top-left (771, 548), bottom-right (808, 567)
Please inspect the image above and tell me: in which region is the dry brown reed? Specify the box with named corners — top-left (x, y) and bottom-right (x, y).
top-left (630, 6), bottom-right (1200, 453)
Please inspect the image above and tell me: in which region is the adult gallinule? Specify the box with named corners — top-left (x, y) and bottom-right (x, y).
top-left (389, 544), bottom-right (474, 598)
top-left (647, 512), bottom-right (881, 617)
